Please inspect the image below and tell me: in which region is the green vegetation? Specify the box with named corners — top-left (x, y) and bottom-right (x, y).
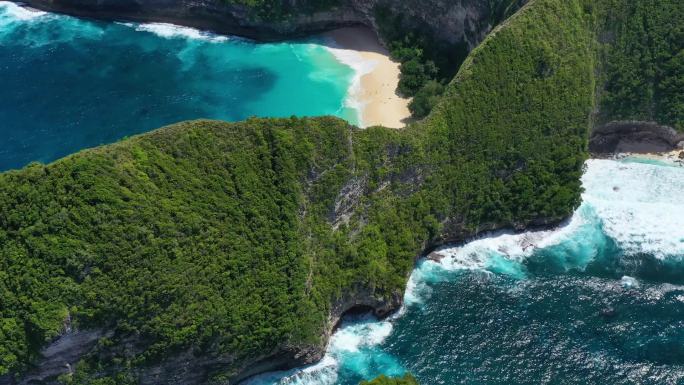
top-left (361, 374), bottom-right (419, 385)
top-left (594, 0), bottom-right (684, 131)
top-left (408, 80), bottom-right (445, 119)
top-left (374, 0), bottom-right (527, 119)
top-left (3, 0), bottom-right (680, 383)
top-left (374, 5), bottom-right (463, 117)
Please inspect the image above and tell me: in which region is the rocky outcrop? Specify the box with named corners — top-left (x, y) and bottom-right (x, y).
top-left (590, 121), bottom-right (684, 154)
top-left (0, 329), bottom-right (112, 385)
top-left (0, 286), bottom-right (400, 385)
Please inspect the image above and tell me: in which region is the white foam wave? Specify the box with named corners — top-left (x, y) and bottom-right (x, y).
top-left (324, 39), bottom-right (377, 128)
top-left (621, 275), bottom-right (640, 288)
top-left (405, 158), bottom-right (684, 305)
top-left (331, 317), bottom-right (393, 353)
top-left (120, 22), bottom-right (229, 42)
top-left (0, 1), bottom-right (48, 21)
top-left (0, 2), bottom-right (104, 46)
top-left (582, 159), bottom-right (684, 258)
top-left (245, 316), bottom-right (399, 385)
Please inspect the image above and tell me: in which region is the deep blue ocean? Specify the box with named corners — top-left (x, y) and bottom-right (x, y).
top-left (2, 3), bottom-right (684, 385)
top-left (0, 1), bottom-right (356, 171)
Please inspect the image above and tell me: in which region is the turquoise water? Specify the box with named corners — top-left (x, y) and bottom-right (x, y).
top-left (0, 2), bottom-right (356, 171)
top-left (247, 159), bottom-right (684, 385)
top-left (5, 4), bottom-right (684, 384)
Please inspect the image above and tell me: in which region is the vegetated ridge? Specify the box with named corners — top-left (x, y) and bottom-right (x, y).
top-left (0, 0), bottom-right (682, 384)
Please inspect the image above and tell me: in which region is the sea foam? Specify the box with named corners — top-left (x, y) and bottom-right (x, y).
top-left (121, 22), bottom-right (229, 43)
top-left (244, 316), bottom-right (402, 385)
top-left (405, 158), bottom-right (684, 305)
top-left (582, 159), bottom-right (684, 258)
top-left (324, 40), bottom-right (377, 128)
top-left (0, 1), bottom-right (47, 21)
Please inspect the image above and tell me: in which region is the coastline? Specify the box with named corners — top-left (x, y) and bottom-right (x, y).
top-left (612, 149), bottom-right (684, 167)
top-left (324, 27), bottom-right (411, 129)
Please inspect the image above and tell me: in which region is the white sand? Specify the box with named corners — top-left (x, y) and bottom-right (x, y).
top-left (324, 27), bottom-right (411, 128)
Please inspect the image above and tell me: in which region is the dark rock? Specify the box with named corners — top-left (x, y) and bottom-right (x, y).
top-left (599, 307), bottom-right (617, 319)
top-left (678, 151), bottom-right (684, 159)
top-left (589, 120), bottom-right (684, 154)
top-left (426, 251), bottom-right (445, 262)
top-left (0, 329), bottom-right (113, 385)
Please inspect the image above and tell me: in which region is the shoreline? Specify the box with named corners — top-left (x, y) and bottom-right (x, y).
top-left (611, 149), bottom-right (684, 166)
top-left (324, 27), bottom-right (411, 129)
top-left (3, 2), bottom-right (409, 129)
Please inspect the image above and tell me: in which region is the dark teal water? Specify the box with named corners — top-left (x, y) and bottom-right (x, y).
top-left (248, 159), bottom-right (684, 385)
top-left (0, 2), bottom-right (355, 171)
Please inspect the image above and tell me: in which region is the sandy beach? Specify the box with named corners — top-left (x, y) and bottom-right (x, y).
top-left (324, 27), bottom-right (411, 129)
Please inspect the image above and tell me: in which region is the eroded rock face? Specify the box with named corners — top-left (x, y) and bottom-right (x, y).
top-left (589, 121), bottom-right (684, 154)
top-left (0, 329), bottom-right (112, 385)
top-left (0, 286), bottom-right (401, 385)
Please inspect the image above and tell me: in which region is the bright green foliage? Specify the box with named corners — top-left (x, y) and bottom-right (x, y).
top-left (595, 0), bottom-right (684, 131)
top-left (360, 374), bottom-right (419, 385)
top-left (415, 0), bottom-right (594, 228)
top-left (409, 80), bottom-right (445, 118)
top-left (0, 0), bottom-right (650, 382)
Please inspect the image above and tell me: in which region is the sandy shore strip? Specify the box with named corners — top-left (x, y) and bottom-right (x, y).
top-left (613, 149), bottom-right (684, 166)
top-left (324, 27), bottom-right (411, 129)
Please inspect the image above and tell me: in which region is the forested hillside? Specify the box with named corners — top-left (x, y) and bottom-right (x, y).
top-left (595, 0), bottom-right (684, 131)
top-left (0, 0), bottom-right (680, 384)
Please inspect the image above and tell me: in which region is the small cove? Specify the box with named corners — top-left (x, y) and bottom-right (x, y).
top-left (0, 1), bottom-right (358, 171)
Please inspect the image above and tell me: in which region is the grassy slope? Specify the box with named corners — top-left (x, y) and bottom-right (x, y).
top-left (0, 0), bottom-right (601, 382)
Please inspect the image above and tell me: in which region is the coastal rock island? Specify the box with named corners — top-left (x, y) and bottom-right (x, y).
top-left (0, 0), bottom-right (682, 384)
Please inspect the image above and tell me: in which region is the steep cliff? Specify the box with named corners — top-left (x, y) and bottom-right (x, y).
top-left (0, 0), bottom-right (597, 383)
top-left (1, 0), bottom-right (682, 384)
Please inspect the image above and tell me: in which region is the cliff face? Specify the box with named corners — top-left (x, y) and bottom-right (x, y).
top-left (17, 0), bottom-right (361, 40)
top-left (0, 286), bottom-right (402, 385)
top-left (17, 0), bottom-right (507, 48)
top-left (589, 121), bottom-right (684, 154)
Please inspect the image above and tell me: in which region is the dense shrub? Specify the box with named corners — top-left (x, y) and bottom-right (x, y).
top-left (595, 0), bottom-right (684, 131)
top-left (408, 80), bottom-right (445, 118)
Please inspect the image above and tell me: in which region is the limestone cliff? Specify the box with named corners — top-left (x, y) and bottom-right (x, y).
top-left (17, 0), bottom-right (517, 48)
